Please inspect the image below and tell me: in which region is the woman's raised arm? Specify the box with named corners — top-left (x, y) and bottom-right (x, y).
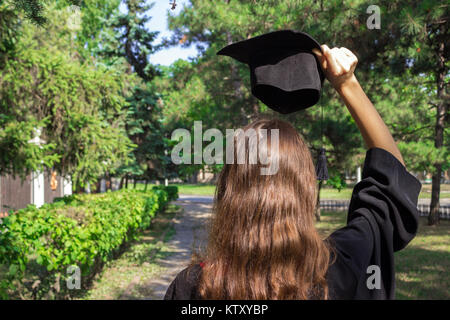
top-left (312, 45), bottom-right (405, 167)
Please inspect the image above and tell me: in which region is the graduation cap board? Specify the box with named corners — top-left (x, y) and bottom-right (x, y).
top-left (217, 29), bottom-right (329, 180)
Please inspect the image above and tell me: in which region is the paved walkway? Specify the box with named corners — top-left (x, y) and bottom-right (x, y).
top-left (143, 198), bottom-right (212, 299)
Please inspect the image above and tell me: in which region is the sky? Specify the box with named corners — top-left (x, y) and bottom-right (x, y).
top-left (119, 0), bottom-right (199, 66)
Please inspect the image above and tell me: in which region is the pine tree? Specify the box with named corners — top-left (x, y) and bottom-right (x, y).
top-left (99, 0), bottom-right (160, 82)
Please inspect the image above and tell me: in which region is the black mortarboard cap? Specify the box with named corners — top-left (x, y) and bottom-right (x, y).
top-left (217, 30), bottom-right (329, 180)
top-left (217, 29), bottom-right (325, 114)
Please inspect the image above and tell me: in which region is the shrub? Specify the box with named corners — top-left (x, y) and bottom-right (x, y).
top-left (152, 185), bottom-right (179, 202)
top-left (0, 186), bottom-right (178, 299)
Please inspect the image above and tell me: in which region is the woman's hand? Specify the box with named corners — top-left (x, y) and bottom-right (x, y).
top-left (312, 45), bottom-right (358, 90)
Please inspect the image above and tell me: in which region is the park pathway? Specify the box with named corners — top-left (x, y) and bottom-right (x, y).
top-left (143, 196), bottom-right (213, 299)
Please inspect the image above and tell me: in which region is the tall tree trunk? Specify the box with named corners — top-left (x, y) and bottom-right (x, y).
top-left (125, 174), bottom-right (129, 189)
top-left (108, 175), bottom-right (112, 191)
top-left (428, 25), bottom-right (447, 226)
top-left (315, 180), bottom-right (323, 221)
top-left (74, 181), bottom-right (83, 194)
top-left (226, 30), bottom-right (246, 125)
top-left (119, 176), bottom-right (125, 190)
top-left (95, 179), bottom-right (101, 193)
top-left (144, 179), bottom-right (148, 192)
top-left (250, 95), bottom-right (260, 121)
top-left (190, 171), bottom-right (198, 184)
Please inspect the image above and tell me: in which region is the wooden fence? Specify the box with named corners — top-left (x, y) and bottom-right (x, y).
top-left (0, 172), bottom-right (65, 213)
top-left (319, 200), bottom-right (450, 220)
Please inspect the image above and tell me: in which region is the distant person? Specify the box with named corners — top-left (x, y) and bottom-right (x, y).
top-left (164, 45), bottom-right (422, 299)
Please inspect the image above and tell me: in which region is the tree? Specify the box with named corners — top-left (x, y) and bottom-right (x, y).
top-left (93, 1), bottom-right (178, 186)
top-left (123, 85), bottom-right (168, 184)
top-left (161, 0), bottom-right (448, 222)
top-left (97, 0), bottom-right (160, 81)
top-left (0, 2), bottom-right (135, 186)
top-left (354, 0), bottom-right (449, 225)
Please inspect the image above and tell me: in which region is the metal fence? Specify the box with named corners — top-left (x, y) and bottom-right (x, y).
top-left (417, 203), bottom-right (450, 220)
top-left (319, 200), bottom-right (450, 220)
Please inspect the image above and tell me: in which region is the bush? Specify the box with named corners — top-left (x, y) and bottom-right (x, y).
top-left (0, 186), bottom-right (178, 299)
top-left (152, 185), bottom-right (179, 202)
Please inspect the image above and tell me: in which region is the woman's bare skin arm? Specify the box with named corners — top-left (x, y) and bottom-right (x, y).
top-left (312, 45), bottom-right (405, 167)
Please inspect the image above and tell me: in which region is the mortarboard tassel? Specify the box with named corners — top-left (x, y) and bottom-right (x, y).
top-left (315, 102), bottom-right (328, 181)
top-left (316, 147), bottom-right (329, 181)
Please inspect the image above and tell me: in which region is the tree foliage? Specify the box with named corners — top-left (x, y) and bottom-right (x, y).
top-left (162, 0), bottom-right (448, 188)
top-left (0, 2), bottom-right (135, 185)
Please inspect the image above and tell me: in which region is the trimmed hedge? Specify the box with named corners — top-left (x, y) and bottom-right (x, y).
top-left (0, 186), bottom-right (178, 299)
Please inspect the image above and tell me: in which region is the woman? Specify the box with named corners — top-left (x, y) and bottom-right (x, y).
top-left (164, 45), bottom-right (422, 300)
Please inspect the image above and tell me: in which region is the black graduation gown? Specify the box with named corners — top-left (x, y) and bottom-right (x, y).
top-left (164, 147), bottom-right (422, 300)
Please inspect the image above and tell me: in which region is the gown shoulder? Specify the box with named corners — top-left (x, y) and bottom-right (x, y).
top-left (326, 147), bottom-right (422, 299)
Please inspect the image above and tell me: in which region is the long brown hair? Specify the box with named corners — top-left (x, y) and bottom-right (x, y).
top-left (195, 118), bottom-right (333, 299)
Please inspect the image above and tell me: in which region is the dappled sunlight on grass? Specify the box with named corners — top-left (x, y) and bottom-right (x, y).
top-left (395, 218), bottom-right (450, 300)
top-left (315, 210), bottom-right (347, 238)
top-left (315, 210), bottom-right (449, 300)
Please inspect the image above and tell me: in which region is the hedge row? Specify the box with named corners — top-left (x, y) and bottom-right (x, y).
top-left (0, 186), bottom-right (178, 299)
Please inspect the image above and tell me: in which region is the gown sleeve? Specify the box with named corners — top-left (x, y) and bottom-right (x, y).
top-left (164, 264), bottom-right (202, 300)
top-left (326, 147), bottom-right (422, 299)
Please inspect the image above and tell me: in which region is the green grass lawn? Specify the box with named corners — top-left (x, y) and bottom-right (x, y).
top-left (174, 184), bottom-right (217, 196)
top-left (316, 210), bottom-right (450, 300)
top-left (167, 183), bottom-right (450, 200)
top-left (127, 183), bottom-right (216, 196)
